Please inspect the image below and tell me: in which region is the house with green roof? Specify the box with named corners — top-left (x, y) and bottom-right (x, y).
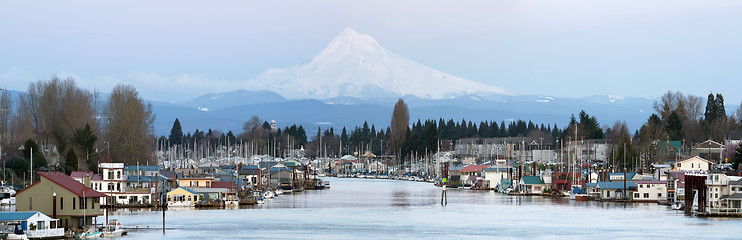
top-left (520, 176), bottom-right (547, 194)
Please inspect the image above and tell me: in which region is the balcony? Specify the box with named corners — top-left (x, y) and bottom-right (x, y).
top-left (127, 187), bottom-right (154, 194)
top-left (27, 228), bottom-right (65, 238)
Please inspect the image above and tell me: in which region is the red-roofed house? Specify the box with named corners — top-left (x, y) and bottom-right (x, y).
top-left (14, 172), bottom-right (107, 229)
top-left (460, 165), bottom-right (490, 187)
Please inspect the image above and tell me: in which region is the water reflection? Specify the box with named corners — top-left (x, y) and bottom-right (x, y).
top-left (108, 177), bottom-right (742, 239)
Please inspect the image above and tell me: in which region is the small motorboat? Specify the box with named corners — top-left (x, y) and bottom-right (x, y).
top-left (224, 194), bottom-right (240, 208)
top-left (0, 186), bottom-right (16, 206)
top-left (101, 219), bottom-right (127, 237)
top-left (1, 222), bottom-right (29, 240)
top-left (77, 228), bottom-right (102, 239)
top-left (263, 190), bottom-right (275, 199)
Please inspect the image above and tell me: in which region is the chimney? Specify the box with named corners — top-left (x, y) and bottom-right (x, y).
top-left (84, 173), bottom-right (92, 188)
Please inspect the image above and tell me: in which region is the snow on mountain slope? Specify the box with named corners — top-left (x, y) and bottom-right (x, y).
top-left (246, 28), bottom-right (509, 100)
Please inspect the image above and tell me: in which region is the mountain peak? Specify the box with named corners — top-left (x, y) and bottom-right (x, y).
top-left (247, 28), bottom-right (509, 100)
top-left (318, 28), bottom-right (384, 59)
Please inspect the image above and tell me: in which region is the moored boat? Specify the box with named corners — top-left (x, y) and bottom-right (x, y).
top-left (101, 219), bottom-right (127, 237)
top-left (570, 186), bottom-right (589, 201)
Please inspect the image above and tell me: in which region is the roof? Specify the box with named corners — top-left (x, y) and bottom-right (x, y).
top-left (721, 193), bottom-right (742, 200)
top-left (448, 165), bottom-right (466, 171)
top-left (0, 212), bottom-right (42, 221)
top-left (483, 167), bottom-right (511, 172)
top-left (126, 175), bottom-right (167, 182)
top-left (461, 165), bottom-right (491, 173)
top-left (238, 168), bottom-right (261, 175)
top-left (211, 181), bottom-right (236, 189)
top-left (650, 164), bottom-right (672, 168)
top-left (191, 188), bottom-right (231, 193)
top-left (729, 179), bottom-right (742, 186)
top-left (594, 181), bottom-right (637, 190)
top-left (270, 166), bottom-right (292, 173)
top-left (124, 166), bottom-right (159, 172)
top-left (69, 171), bottom-right (102, 181)
top-left (678, 156), bottom-right (713, 164)
top-left (159, 171), bottom-right (175, 179)
top-left (636, 180), bottom-right (666, 184)
top-left (692, 139), bottom-right (724, 149)
top-left (521, 176), bottom-right (545, 185)
top-left (172, 187), bottom-right (202, 195)
top-left (609, 172), bottom-right (638, 179)
top-left (15, 172), bottom-right (107, 198)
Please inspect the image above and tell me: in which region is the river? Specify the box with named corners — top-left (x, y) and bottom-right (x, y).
top-left (110, 177), bottom-right (742, 239)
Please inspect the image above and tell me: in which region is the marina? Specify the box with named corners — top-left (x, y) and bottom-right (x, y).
top-left (105, 177), bottom-right (742, 239)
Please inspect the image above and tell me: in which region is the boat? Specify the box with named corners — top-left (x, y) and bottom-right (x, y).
top-left (224, 193), bottom-right (240, 208)
top-left (570, 185), bottom-right (589, 201)
top-left (0, 223), bottom-right (29, 240)
top-left (0, 186), bottom-right (16, 206)
top-left (314, 180), bottom-right (326, 189)
top-left (101, 219), bottom-right (127, 237)
top-left (274, 188), bottom-right (284, 195)
top-left (76, 228), bottom-right (102, 239)
top-left (671, 201), bottom-right (684, 210)
top-left (263, 190), bottom-right (275, 199)
top-left (322, 181), bottom-right (330, 189)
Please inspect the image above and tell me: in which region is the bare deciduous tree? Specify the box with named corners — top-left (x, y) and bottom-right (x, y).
top-left (16, 77), bottom-right (97, 170)
top-left (102, 84), bottom-right (155, 165)
top-left (0, 89), bottom-right (12, 149)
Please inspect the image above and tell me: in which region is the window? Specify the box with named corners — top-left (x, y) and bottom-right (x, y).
top-left (691, 163), bottom-right (694, 168)
top-left (634, 193), bottom-right (639, 198)
top-left (72, 198), bottom-right (76, 210)
top-left (677, 163), bottom-right (681, 167)
top-left (116, 171), bottom-right (121, 179)
top-left (60, 197), bottom-right (63, 210)
top-left (29, 197), bottom-right (32, 210)
top-left (644, 193), bottom-right (649, 198)
top-left (187, 196), bottom-right (191, 201)
top-left (715, 193), bottom-right (719, 198)
top-left (108, 171), bottom-right (113, 180)
top-left (658, 193), bottom-right (662, 198)
top-left (37, 221), bottom-right (45, 230)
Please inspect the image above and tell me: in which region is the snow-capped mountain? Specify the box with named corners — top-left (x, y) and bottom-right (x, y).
top-left (245, 28), bottom-right (509, 100)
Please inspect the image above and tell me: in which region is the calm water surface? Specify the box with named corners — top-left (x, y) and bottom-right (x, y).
top-left (111, 177), bottom-right (742, 239)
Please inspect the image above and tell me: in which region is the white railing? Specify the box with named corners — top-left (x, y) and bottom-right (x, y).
top-left (707, 208), bottom-right (742, 213)
top-left (27, 228), bottom-right (65, 238)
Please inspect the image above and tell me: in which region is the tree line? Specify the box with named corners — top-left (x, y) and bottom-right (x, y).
top-left (0, 77), bottom-right (155, 186)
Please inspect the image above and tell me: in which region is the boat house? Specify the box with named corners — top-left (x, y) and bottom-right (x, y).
top-left (0, 211), bottom-right (64, 239)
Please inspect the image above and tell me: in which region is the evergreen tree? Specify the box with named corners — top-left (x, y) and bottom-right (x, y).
top-left (73, 123), bottom-right (98, 172)
top-left (169, 118), bottom-right (183, 146)
top-left (734, 143), bottom-right (742, 170)
top-left (341, 127), bottom-right (349, 143)
top-left (666, 110), bottom-right (683, 141)
top-left (22, 139), bottom-right (47, 171)
top-left (64, 149), bottom-right (79, 175)
top-left (705, 93), bottom-right (717, 122)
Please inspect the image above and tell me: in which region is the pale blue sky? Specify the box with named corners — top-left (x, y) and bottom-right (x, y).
top-left (1, 0), bottom-right (741, 104)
